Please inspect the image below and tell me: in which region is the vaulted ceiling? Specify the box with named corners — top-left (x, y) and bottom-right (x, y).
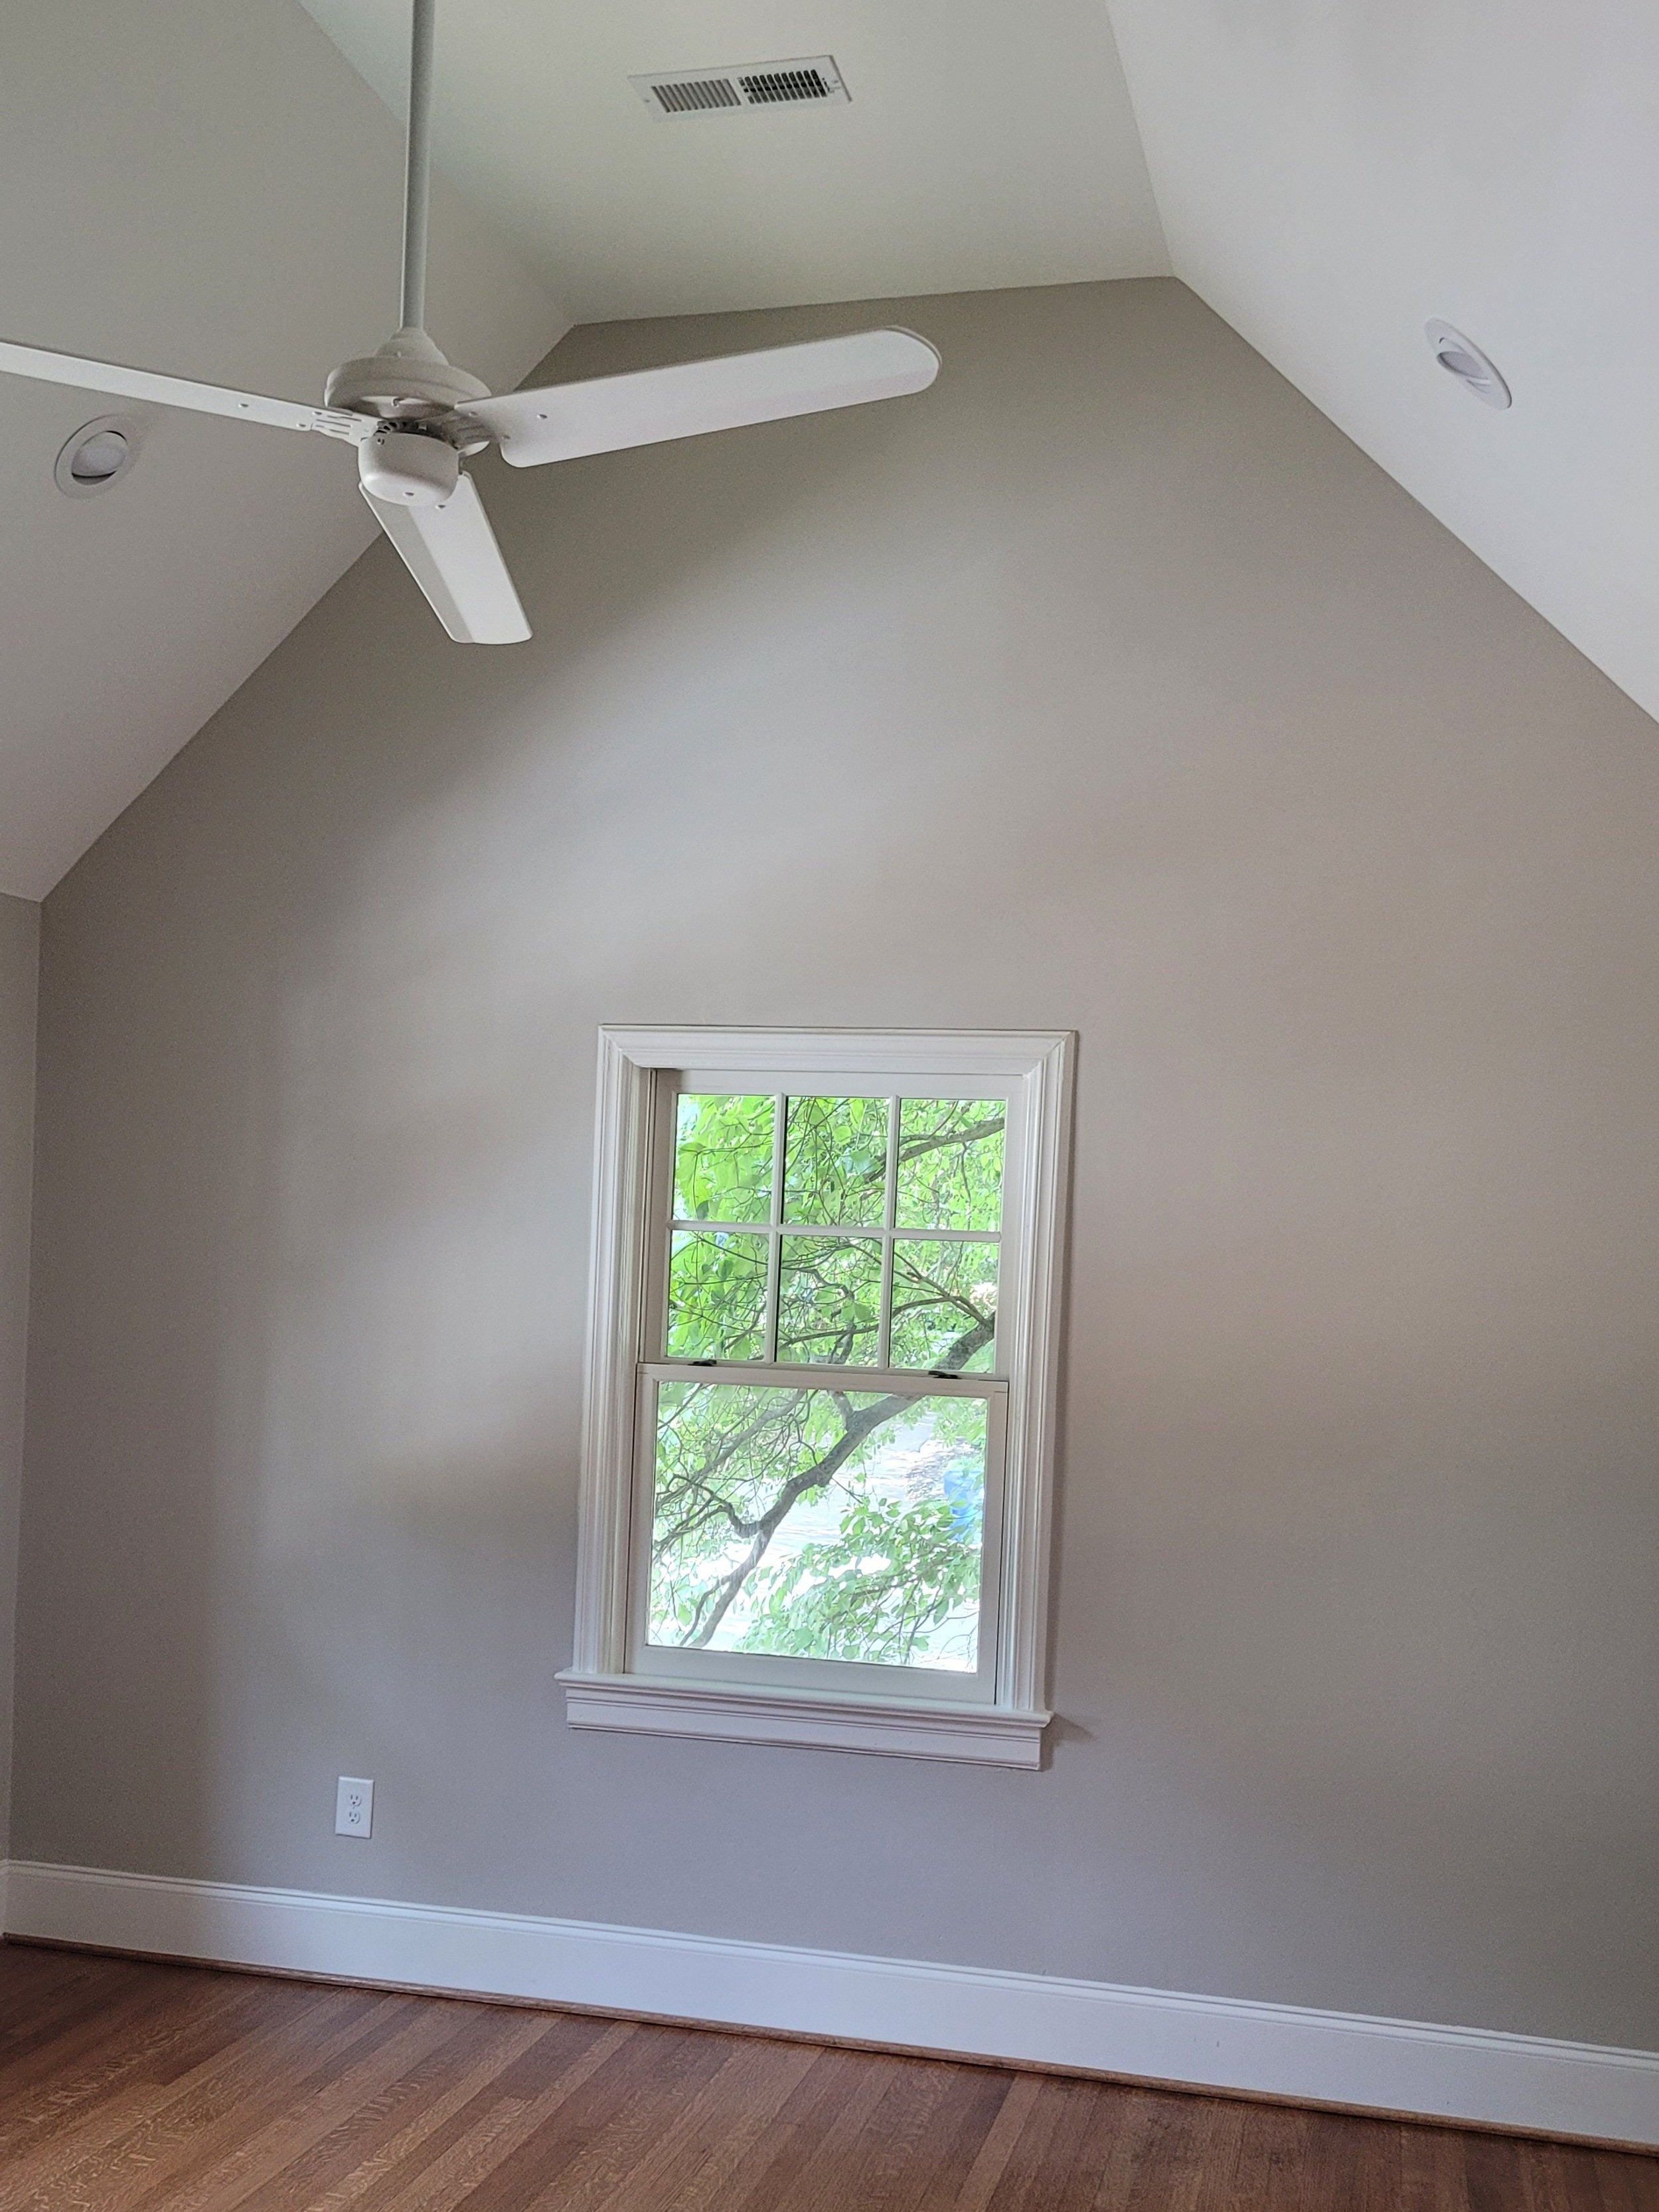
top-left (3, 1), bottom-right (1654, 896)
top-left (295, 0), bottom-right (1169, 318)
top-left (0, 1), bottom-right (564, 899)
top-left (1105, 0), bottom-right (1659, 753)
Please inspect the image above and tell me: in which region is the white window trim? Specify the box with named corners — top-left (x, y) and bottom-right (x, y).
top-left (558, 1026), bottom-right (1074, 1769)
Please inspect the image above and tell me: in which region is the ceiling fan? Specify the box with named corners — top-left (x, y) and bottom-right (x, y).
top-left (1, 1), bottom-right (939, 646)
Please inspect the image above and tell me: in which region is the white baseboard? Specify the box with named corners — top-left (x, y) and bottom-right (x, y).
top-left (5, 1859), bottom-right (1656, 2148)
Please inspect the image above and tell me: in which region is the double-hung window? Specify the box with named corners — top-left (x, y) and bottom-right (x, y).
top-left (562, 1028), bottom-right (1073, 1766)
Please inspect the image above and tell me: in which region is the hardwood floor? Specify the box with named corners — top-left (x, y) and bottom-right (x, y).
top-left (0, 1942), bottom-right (1652, 2209)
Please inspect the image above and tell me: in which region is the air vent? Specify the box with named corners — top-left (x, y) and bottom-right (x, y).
top-left (651, 77), bottom-right (740, 115)
top-left (740, 66), bottom-right (836, 105)
top-left (631, 56), bottom-right (850, 118)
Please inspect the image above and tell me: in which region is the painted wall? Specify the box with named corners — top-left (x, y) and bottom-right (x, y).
top-left (0, 893), bottom-right (39, 1850)
top-left (15, 282), bottom-right (1659, 2049)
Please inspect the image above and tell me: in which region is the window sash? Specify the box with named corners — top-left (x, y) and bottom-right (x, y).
top-left (628, 1363), bottom-right (1008, 1705)
top-left (648, 1075), bottom-right (1022, 1377)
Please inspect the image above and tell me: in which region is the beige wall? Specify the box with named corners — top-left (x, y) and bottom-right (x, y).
top-left (0, 891), bottom-right (39, 1849)
top-left (15, 281), bottom-right (1659, 2047)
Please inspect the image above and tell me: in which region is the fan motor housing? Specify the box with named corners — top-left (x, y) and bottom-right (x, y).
top-left (359, 426), bottom-right (459, 507)
top-left (325, 327), bottom-right (491, 425)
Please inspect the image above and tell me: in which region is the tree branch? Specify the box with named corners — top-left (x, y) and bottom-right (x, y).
top-left (679, 1309), bottom-right (995, 1647)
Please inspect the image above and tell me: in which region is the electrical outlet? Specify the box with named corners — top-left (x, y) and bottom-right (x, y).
top-left (334, 1776), bottom-right (374, 1838)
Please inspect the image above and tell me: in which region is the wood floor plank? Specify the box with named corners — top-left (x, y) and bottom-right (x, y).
top-left (503, 2025), bottom-right (738, 2212)
top-left (102, 1986), bottom-right (386, 2204)
top-left (1399, 2120), bottom-right (1473, 2212)
top-left (445, 2018), bottom-right (734, 2212)
top-left (1076, 2084), bottom-right (1186, 2211)
top-left (299, 2014), bottom-right (603, 2212)
top-left (0, 1943), bottom-right (1653, 2211)
top-left (223, 2005), bottom-right (544, 2212)
top-left (129, 1997), bottom-right (513, 2212)
top-left (952, 2069), bottom-right (1042, 2212)
top-left (1218, 2095), bottom-right (1311, 2212)
top-left (987, 2074), bottom-right (1112, 2212)
top-left (1593, 2148), bottom-right (1659, 2212)
top-left (812, 2052), bottom-right (1009, 2212)
top-left (581, 2031), bottom-right (820, 2212)
top-left (336, 2045), bottom-right (625, 2212)
top-left (0, 1980), bottom-right (347, 2201)
top-left (967, 2066), bottom-right (1073, 2210)
top-left (0, 1984), bottom-right (377, 2212)
top-left (1290, 2108), bottom-right (1405, 2212)
top-left (901, 2063), bottom-right (1020, 2212)
top-left (0, 1959), bottom-right (250, 2118)
top-left (724, 2047), bottom-right (911, 2212)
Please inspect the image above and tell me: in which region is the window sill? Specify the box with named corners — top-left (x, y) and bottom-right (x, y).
top-left (557, 1671), bottom-right (1050, 1769)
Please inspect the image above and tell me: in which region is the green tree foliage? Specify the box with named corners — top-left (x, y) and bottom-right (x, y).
top-left (673, 1094), bottom-right (775, 1222)
top-left (896, 1099), bottom-right (1004, 1230)
top-left (651, 1092), bottom-right (1006, 1668)
top-left (783, 1095), bottom-right (889, 1224)
top-left (777, 1235), bottom-right (882, 1364)
top-left (649, 1384), bottom-right (987, 1665)
top-left (744, 1485), bottom-right (984, 1665)
top-left (667, 1229), bottom-right (768, 1359)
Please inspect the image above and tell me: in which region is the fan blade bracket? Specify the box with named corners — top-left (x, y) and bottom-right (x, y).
top-left (312, 409), bottom-right (378, 444)
top-left (445, 413), bottom-right (495, 457)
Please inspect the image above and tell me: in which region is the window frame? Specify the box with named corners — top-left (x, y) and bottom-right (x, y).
top-left (559, 1026), bottom-right (1073, 1768)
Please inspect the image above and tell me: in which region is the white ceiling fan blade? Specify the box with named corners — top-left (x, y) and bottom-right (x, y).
top-left (471, 329), bottom-right (939, 470)
top-left (0, 337), bottom-right (370, 443)
top-left (362, 472), bottom-right (530, 644)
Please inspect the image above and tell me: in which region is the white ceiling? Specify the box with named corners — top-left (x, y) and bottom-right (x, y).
top-left (6, 1), bottom-right (1658, 895)
top-left (296, 0), bottom-right (1170, 320)
top-left (0, 1), bottom-right (564, 899)
top-left (1103, 0), bottom-right (1659, 735)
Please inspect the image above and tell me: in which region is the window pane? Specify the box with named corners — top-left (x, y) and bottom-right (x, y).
top-left (895, 1099), bottom-right (1005, 1231)
top-left (890, 1242), bottom-right (998, 1372)
top-left (666, 1230), bottom-right (769, 1360)
top-left (649, 1382), bottom-right (986, 1670)
top-left (782, 1095), bottom-right (889, 1226)
top-left (776, 1234), bottom-right (882, 1365)
top-left (674, 1094), bottom-right (776, 1223)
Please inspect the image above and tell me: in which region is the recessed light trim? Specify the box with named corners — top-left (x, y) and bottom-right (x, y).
top-left (1425, 321), bottom-right (1512, 410)
top-left (55, 414), bottom-right (139, 496)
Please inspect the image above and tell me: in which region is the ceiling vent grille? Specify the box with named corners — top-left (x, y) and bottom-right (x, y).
top-left (651, 76), bottom-right (740, 115)
top-left (631, 56), bottom-right (850, 118)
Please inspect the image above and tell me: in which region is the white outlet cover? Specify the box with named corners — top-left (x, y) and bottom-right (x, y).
top-left (335, 1776), bottom-right (374, 1838)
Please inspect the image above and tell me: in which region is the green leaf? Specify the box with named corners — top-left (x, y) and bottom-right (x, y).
top-left (666, 1230), bottom-right (768, 1359)
top-left (889, 1242), bottom-right (998, 1371)
top-left (783, 1096), bottom-right (890, 1226)
top-left (895, 1100), bottom-right (1004, 1232)
top-left (777, 1234), bottom-right (882, 1366)
top-left (674, 1094), bottom-right (776, 1224)
top-left (646, 1383), bottom-right (985, 1670)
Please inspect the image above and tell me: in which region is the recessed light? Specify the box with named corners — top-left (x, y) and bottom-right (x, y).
top-left (55, 415), bottom-right (139, 496)
top-left (1425, 321), bottom-right (1511, 410)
